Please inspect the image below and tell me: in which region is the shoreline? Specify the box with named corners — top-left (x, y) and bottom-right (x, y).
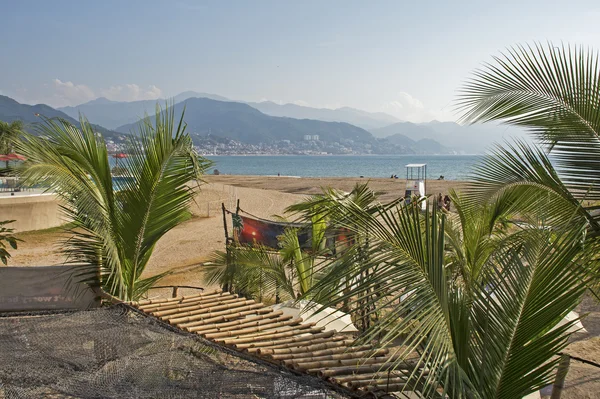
top-left (204, 153), bottom-right (482, 157)
top-left (204, 175), bottom-right (467, 202)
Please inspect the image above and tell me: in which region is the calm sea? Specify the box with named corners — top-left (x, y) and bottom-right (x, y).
top-left (204, 155), bottom-right (481, 180)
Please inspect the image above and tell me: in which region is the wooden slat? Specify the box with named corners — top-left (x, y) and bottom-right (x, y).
top-left (191, 311), bottom-right (286, 334)
top-left (157, 297), bottom-right (249, 318)
top-left (289, 349), bottom-right (390, 370)
top-left (137, 291), bottom-right (224, 310)
top-left (246, 335), bottom-right (345, 353)
top-left (223, 326), bottom-right (323, 346)
top-left (269, 345), bottom-right (373, 361)
top-left (140, 293), bottom-right (237, 312)
top-left (204, 317), bottom-right (303, 339)
top-left (296, 355), bottom-right (402, 372)
top-left (244, 331), bottom-right (338, 352)
top-left (135, 289), bottom-right (222, 307)
top-left (130, 291), bottom-right (424, 398)
top-left (165, 300), bottom-right (257, 323)
top-left (181, 305), bottom-right (270, 329)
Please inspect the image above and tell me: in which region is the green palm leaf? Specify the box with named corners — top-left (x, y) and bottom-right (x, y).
top-left (16, 105), bottom-right (210, 301)
top-left (304, 193), bottom-right (594, 397)
top-left (458, 43), bottom-right (600, 234)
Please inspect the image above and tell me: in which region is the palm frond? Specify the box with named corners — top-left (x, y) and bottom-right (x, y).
top-left (15, 106), bottom-right (210, 301)
top-left (458, 43), bottom-right (600, 235)
top-left (305, 193), bottom-right (594, 396)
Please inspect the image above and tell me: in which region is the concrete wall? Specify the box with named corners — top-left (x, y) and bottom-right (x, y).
top-left (0, 193), bottom-right (64, 232)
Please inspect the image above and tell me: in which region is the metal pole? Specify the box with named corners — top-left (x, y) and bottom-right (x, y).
top-left (222, 203), bottom-right (229, 241)
top-left (551, 354), bottom-right (571, 399)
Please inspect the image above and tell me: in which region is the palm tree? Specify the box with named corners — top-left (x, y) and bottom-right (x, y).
top-left (0, 220), bottom-right (20, 265)
top-left (304, 193), bottom-right (595, 397)
top-left (16, 107), bottom-right (211, 301)
top-left (204, 213), bottom-right (330, 302)
top-left (457, 43), bottom-right (600, 234)
top-left (0, 120), bottom-right (24, 169)
top-left (300, 42), bottom-right (600, 397)
top-left (457, 43), bottom-right (600, 298)
top-left (205, 183), bottom-right (382, 305)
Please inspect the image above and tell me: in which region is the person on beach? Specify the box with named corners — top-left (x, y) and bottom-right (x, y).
top-left (437, 193), bottom-right (444, 210)
top-left (443, 195), bottom-right (451, 212)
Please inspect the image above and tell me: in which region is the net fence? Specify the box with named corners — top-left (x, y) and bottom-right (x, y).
top-left (0, 305), bottom-right (351, 399)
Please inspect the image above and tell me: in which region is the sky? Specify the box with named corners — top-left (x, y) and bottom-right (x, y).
top-left (2, 0), bottom-right (600, 122)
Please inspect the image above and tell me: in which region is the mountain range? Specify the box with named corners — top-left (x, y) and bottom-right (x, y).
top-left (58, 91), bottom-right (229, 130)
top-left (59, 92), bottom-right (400, 131)
top-left (0, 91), bottom-right (523, 154)
top-left (371, 120), bottom-right (526, 154)
top-left (246, 101), bottom-right (399, 130)
top-left (0, 95), bottom-right (123, 141)
top-left (384, 133), bottom-right (450, 154)
top-left (115, 97), bottom-right (375, 145)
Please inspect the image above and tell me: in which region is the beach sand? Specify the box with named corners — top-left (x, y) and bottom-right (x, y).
top-left (7, 175), bottom-right (599, 397)
top-left (10, 175), bottom-right (464, 272)
top-left (205, 175), bottom-right (466, 202)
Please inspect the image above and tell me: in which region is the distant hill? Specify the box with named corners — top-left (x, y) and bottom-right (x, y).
top-left (59, 91), bottom-right (229, 129)
top-left (0, 95), bottom-right (124, 140)
top-left (247, 101), bottom-right (400, 130)
top-left (371, 121), bottom-right (527, 154)
top-left (115, 97), bottom-right (375, 144)
top-left (385, 133), bottom-right (451, 154)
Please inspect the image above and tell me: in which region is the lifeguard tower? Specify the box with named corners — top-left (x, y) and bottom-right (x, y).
top-left (404, 163), bottom-right (427, 208)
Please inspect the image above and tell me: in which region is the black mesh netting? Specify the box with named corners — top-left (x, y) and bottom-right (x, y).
top-left (0, 305), bottom-right (350, 399)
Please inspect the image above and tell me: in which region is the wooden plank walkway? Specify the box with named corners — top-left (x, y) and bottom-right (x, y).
top-left (131, 290), bottom-right (419, 397)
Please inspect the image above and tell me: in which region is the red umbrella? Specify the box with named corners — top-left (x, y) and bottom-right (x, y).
top-left (0, 153), bottom-right (26, 162)
top-left (112, 153), bottom-right (128, 168)
top-left (7, 154), bottom-right (26, 161)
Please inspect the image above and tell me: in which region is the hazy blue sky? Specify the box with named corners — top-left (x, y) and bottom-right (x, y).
top-left (2, 0), bottom-right (599, 122)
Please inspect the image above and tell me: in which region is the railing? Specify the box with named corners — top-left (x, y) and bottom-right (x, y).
top-left (0, 177), bottom-right (36, 193)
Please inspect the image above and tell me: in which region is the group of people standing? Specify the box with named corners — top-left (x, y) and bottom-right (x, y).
top-left (437, 193), bottom-right (451, 212)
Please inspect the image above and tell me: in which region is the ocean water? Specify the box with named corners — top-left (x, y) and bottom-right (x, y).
top-left (204, 155), bottom-right (482, 180)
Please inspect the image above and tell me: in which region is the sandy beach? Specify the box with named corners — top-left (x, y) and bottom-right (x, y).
top-left (7, 175), bottom-right (600, 397)
top-left (11, 175), bottom-right (465, 273)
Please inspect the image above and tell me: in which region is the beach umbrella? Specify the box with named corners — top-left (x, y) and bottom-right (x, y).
top-left (270, 299), bottom-right (358, 333)
top-left (0, 153), bottom-right (26, 167)
top-left (6, 153), bottom-right (26, 161)
top-left (112, 153), bottom-right (128, 168)
top-left (0, 153), bottom-right (26, 161)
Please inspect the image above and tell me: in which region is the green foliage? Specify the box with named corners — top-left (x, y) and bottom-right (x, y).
top-left (205, 245), bottom-right (296, 303)
top-left (457, 43), bottom-right (600, 302)
top-left (205, 184), bottom-right (381, 303)
top-left (306, 194), bottom-right (594, 397)
top-left (16, 106), bottom-right (212, 301)
top-left (0, 120), bottom-right (23, 155)
top-left (458, 43), bottom-right (600, 234)
top-left (0, 220), bottom-right (20, 265)
top-left (291, 44), bottom-right (600, 396)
